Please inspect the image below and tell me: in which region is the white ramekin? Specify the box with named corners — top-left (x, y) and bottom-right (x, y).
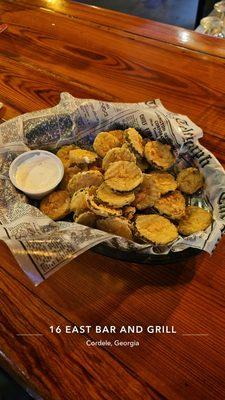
top-left (9, 150), bottom-right (64, 199)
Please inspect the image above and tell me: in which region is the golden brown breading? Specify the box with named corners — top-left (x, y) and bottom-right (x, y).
top-left (144, 141), bottom-right (175, 170)
top-left (147, 172), bottom-right (177, 194)
top-left (154, 191), bottom-right (186, 220)
top-left (133, 174), bottom-right (161, 210)
top-left (87, 194), bottom-right (122, 217)
top-left (123, 206), bottom-right (136, 220)
top-left (178, 206), bottom-right (212, 236)
top-left (177, 167), bottom-right (204, 194)
top-left (70, 189), bottom-right (89, 214)
top-left (96, 182), bottom-right (135, 208)
top-left (104, 161), bottom-right (143, 192)
top-left (74, 211), bottom-right (97, 227)
top-left (69, 149), bottom-right (98, 165)
top-left (135, 214), bottom-right (178, 245)
top-left (56, 144), bottom-right (78, 168)
top-left (102, 146), bottom-right (136, 170)
top-left (109, 130), bottom-right (126, 145)
top-left (40, 190), bottom-right (70, 221)
top-left (67, 170), bottom-right (103, 195)
top-left (125, 127), bottom-right (144, 157)
top-left (97, 217), bottom-right (133, 240)
top-left (59, 165), bottom-right (81, 190)
top-left (93, 132), bottom-right (120, 158)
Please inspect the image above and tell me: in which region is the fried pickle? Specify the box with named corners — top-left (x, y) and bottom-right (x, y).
top-left (87, 193), bottom-right (122, 217)
top-left (56, 144), bottom-right (78, 168)
top-left (97, 217), bottom-right (133, 240)
top-left (104, 161), bottom-right (143, 192)
top-left (96, 182), bottom-right (135, 208)
top-left (133, 174), bottom-right (160, 210)
top-left (70, 188), bottom-right (88, 214)
top-left (154, 190), bottom-right (186, 220)
top-left (147, 172), bottom-right (177, 194)
top-left (178, 206), bottom-right (212, 236)
top-left (40, 190), bottom-right (70, 221)
top-left (93, 132), bottom-right (120, 158)
top-left (67, 170), bottom-right (103, 195)
top-left (109, 130), bottom-right (126, 145)
top-left (125, 127), bottom-right (144, 157)
top-left (69, 149), bottom-right (98, 166)
top-left (102, 146), bottom-right (136, 171)
top-left (59, 165), bottom-right (81, 190)
top-left (144, 141), bottom-right (175, 170)
top-left (177, 167), bottom-right (204, 194)
top-left (135, 214), bottom-right (178, 245)
top-left (74, 211), bottom-right (97, 227)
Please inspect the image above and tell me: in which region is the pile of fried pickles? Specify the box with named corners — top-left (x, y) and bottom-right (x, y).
top-left (40, 128), bottom-right (212, 245)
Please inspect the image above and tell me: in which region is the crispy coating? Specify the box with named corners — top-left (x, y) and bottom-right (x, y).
top-left (56, 144), bottom-right (78, 168)
top-left (147, 172), bottom-right (177, 194)
top-left (177, 167), bottom-right (204, 194)
top-left (87, 194), bottom-right (122, 217)
top-left (69, 149), bottom-right (98, 165)
top-left (93, 132), bottom-right (120, 158)
top-left (104, 161), bottom-right (143, 192)
top-left (40, 190), bottom-right (70, 221)
top-left (133, 174), bottom-right (160, 210)
top-left (125, 128), bottom-right (144, 157)
top-left (74, 211), bottom-right (97, 227)
top-left (70, 189), bottom-right (88, 214)
top-left (144, 141), bottom-right (175, 170)
top-left (67, 170), bottom-right (103, 195)
top-left (154, 191), bottom-right (186, 220)
top-left (59, 165), bottom-right (81, 190)
top-left (135, 214), bottom-right (178, 245)
top-left (102, 146), bottom-right (136, 170)
top-left (109, 130), bottom-right (126, 145)
top-left (123, 206), bottom-right (136, 220)
top-left (178, 206), bottom-right (212, 236)
top-left (97, 217), bottom-right (133, 240)
top-left (96, 182), bottom-right (135, 208)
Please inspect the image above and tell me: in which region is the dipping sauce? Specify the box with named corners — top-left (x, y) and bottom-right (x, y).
top-left (16, 155), bottom-right (61, 192)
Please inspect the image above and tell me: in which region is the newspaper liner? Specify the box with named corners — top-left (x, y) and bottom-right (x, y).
top-left (0, 93), bottom-right (224, 285)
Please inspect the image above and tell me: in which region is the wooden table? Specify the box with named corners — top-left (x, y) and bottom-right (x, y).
top-left (0, 1), bottom-right (225, 399)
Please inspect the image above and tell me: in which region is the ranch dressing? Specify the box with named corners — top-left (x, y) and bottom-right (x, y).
top-left (16, 155), bottom-right (60, 192)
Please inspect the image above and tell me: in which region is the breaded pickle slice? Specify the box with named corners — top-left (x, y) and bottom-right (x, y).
top-left (144, 141), bottom-right (175, 170)
top-left (104, 161), bottom-right (143, 192)
top-left (133, 174), bottom-right (160, 210)
top-left (135, 214), bottom-right (178, 245)
top-left (68, 170), bottom-right (103, 195)
top-left (69, 149), bottom-right (98, 165)
top-left (147, 172), bottom-right (177, 195)
top-left (109, 130), bottom-right (126, 145)
top-left (154, 191), bottom-right (186, 220)
top-left (96, 182), bottom-right (135, 208)
top-left (87, 194), bottom-right (122, 217)
top-left (70, 189), bottom-right (88, 214)
top-left (102, 146), bottom-right (136, 170)
top-left (97, 217), bottom-right (133, 240)
top-left (125, 128), bottom-right (144, 157)
top-left (40, 190), bottom-right (70, 221)
top-left (56, 144), bottom-right (78, 168)
top-left (74, 211), bottom-right (97, 227)
top-left (59, 165), bottom-right (81, 190)
top-left (93, 132), bottom-right (120, 158)
top-left (177, 167), bottom-right (204, 194)
top-left (178, 206), bottom-right (212, 236)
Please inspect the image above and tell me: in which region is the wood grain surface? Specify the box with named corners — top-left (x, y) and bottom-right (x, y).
top-left (0, 1), bottom-right (225, 400)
